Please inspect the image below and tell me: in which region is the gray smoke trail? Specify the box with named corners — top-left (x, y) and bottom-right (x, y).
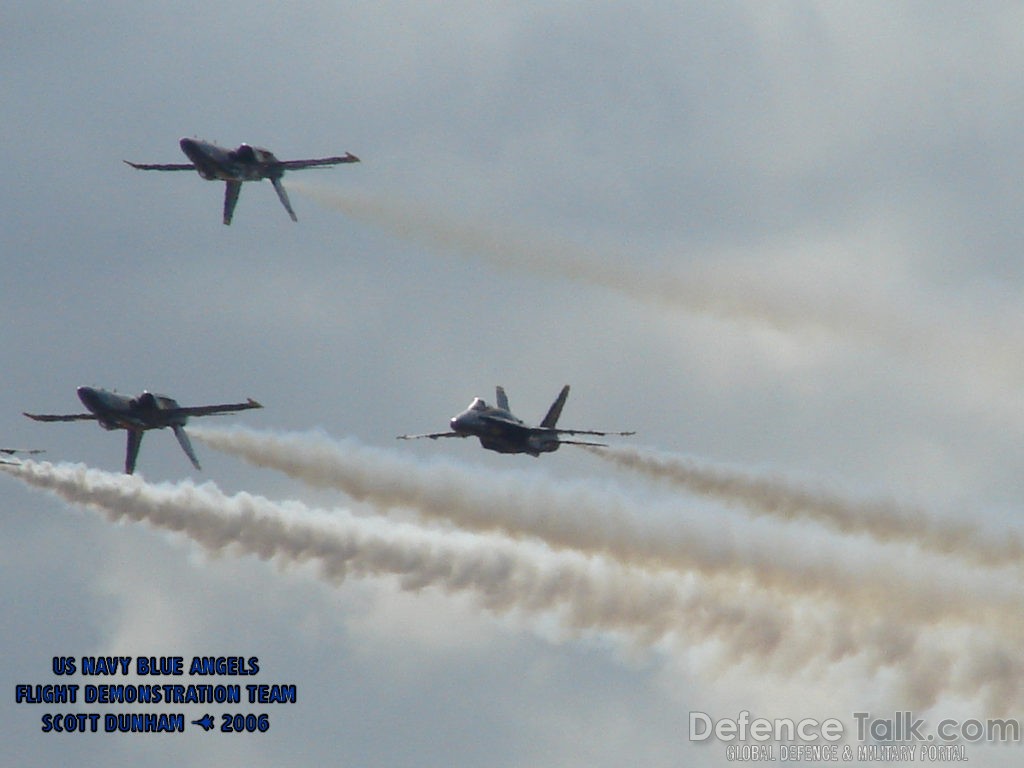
top-left (291, 183), bottom-right (1024, 405)
top-left (190, 426), bottom-right (1024, 627)
top-left (5, 459), bottom-right (1024, 711)
top-left (584, 444), bottom-right (1023, 569)
top-left (290, 182), bottom-right (883, 339)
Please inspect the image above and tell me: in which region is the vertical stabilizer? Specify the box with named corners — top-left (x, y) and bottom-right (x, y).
top-left (223, 180), bottom-right (242, 225)
top-left (125, 430), bottom-right (144, 475)
top-left (272, 178), bottom-right (298, 221)
top-left (495, 386), bottom-right (510, 412)
top-left (173, 425), bottom-right (201, 470)
top-left (541, 385), bottom-right (570, 428)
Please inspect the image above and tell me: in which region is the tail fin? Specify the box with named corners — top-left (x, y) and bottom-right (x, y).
top-left (272, 178), bottom-right (298, 221)
top-left (223, 180), bottom-right (242, 225)
top-left (541, 385), bottom-right (570, 428)
top-left (173, 425), bottom-right (202, 470)
top-left (495, 386), bottom-right (510, 411)
top-left (125, 430), bottom-right (144, 474)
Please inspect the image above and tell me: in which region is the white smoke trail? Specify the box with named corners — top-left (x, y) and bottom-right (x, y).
top-left (190, 426), bottom-right (1024, 627)
top-left (0, 460), bottom-right (841, 672)
top-left (584, 444), bottom-right (1023, 570)
top-left (5, 459), bottom-right (1024, 712)
top-left (0, 460), bottom-right (693, 641)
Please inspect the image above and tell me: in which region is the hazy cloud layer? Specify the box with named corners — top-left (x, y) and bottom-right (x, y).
top-left (6, 3), bottom-right (1024, 766)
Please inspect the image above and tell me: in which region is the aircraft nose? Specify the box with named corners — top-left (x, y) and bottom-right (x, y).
top-left (449, 414), bottom-right (473, 434)
top-left (76, 386), bottom-right (99, 409)
top-left (178, 137), bottom-right (201, 161)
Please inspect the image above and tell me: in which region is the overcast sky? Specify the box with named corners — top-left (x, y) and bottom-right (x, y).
top-left (5, 3), bottom-right (1024, 765)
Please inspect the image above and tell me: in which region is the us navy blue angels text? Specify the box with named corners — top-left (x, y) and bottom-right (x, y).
top-left (50, 655), bottom-right (259, 676)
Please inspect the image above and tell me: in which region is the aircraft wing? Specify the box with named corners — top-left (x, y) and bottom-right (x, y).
top-left (0, 448), bottom-right (44, 455)
top-left (123, 160), bottom-right (196, 171)
top-left (23, 412), bottom-right (97, 422)
top-left (277, 153), bottom-right (360, 170)
top-left (165, 398), bottom-right (262, 419)
top-left (396, 432), bottom-right (466, 441)
top-left (546, 428), bottom-right (636, 437)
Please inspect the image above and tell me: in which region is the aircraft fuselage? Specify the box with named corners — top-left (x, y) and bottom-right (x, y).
top-left (76, 386), bottom-right (186, 431)
top-left (178, 138), bottom-right (283, 182)
top-left (449, 400), bottom-right (560, 456)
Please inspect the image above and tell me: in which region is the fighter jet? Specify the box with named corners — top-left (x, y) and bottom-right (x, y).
top-left (24, 387), bottom-right (262, 474)
top-left (398, 385), bottom-right (634, 456)
top-left (125, 138), bottom-right (360, 224)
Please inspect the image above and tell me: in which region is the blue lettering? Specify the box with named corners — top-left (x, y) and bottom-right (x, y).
top-left (136, 656), bottom-right (183, 675)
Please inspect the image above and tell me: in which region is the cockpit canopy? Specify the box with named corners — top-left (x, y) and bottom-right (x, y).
top-left (468, 398), bottom-right (488, 411)
top-left (233, 143), bottom-right (256, 163)
top-left (232, 144), bottom-right (278, 165)
top-left (132, 391), bottom-right (178, 411)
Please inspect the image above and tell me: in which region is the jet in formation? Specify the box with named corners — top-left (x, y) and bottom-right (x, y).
top-left (125, 138), bottom-right (360, 225)
top-left (24, 387), bottom-right (262, 474)
top-left (398, 385), bottom-right (634, 456)
top-left (0, 448), bottom-right (44, 466)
